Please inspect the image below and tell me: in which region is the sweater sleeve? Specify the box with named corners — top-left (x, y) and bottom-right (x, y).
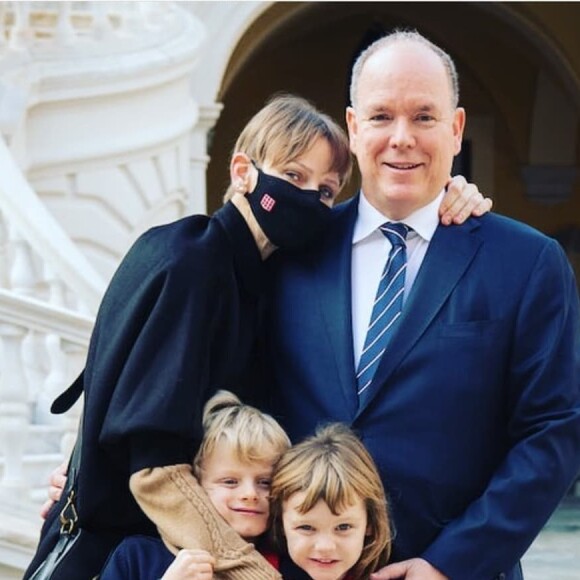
top-left (129, 464), bottom-right (281, 580)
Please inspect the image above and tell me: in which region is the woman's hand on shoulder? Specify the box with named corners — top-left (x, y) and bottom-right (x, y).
top-left (440, 175), bottom-right (493, 225)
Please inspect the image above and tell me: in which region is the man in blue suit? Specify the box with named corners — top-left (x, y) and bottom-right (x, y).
top-left (264, 31), bottom-right (580, 579)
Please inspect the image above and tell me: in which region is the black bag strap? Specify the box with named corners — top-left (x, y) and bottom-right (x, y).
top-left (58, 414), bottom-right (82, 535)
top-left (52, 372), bottom-right (85, 534)
top-left (51, 371), bottom-right (85, 415)
top-left (27, 414), bottom-right (87, 580)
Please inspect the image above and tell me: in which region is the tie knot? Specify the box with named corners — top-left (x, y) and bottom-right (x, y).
top-left (380, 222), bottom-right (409, 247)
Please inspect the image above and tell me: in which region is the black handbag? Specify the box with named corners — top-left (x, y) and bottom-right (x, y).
top-left (27, 375), bottom-right (122, 580)
top-left (28, 524), bottom-right (117, 580)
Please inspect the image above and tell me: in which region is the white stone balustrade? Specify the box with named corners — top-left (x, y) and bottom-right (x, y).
top-left (0, 147), bottom-right (99, 492)
top-left (0, 211), bottom-right (9, 287)
top-left (0, 321), bottom-right (30, 503)
top-left (0, 1), bottom-right (198, 57)
top-left (7, 227), bottom-right (38, 298)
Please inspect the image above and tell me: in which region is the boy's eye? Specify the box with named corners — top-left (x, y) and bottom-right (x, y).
top-left (296, 524), bottom-right (314, 532)
top-left (257, 478), bottom-right (272, 489)
top-left (336, 523), bottom-right (352, 532)
top-left (221, 478), bottom-right (238, 486)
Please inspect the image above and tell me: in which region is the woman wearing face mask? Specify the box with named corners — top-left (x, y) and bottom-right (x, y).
top-left (26, 94), bottom-right (490, 580)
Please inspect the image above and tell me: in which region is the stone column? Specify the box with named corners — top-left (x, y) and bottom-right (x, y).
top-left (188, 102), bottom-right (223, 215)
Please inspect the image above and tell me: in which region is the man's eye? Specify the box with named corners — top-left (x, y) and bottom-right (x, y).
top-left (416, 114), bottom-right (435, 123)
top-left (369, 114), bottom-right (391, 122)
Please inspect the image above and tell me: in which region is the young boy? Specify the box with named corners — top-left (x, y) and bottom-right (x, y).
top-left (100, 390), bottom-right (290, 579)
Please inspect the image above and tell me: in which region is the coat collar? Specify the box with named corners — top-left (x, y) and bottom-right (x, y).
top-left (216, 201), bottom-right (265, 298)
top-left (311, 196), bottom-right (360, 415)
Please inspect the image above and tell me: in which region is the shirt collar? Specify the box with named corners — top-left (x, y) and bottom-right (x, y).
top-left (352, 190), bottom-right (445, 244)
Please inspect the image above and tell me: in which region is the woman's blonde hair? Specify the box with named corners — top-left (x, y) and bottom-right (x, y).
top-left (193, 390), bottom-right (290, 476)
top-left (224, 94), bottom-right (352, 201)
top-left (270, 423), bottom-right (392, 578)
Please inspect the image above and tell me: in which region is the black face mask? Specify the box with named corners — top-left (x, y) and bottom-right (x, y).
top-left (245, 167), bottom-right (332, 250)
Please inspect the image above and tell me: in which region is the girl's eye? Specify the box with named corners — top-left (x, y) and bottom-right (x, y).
top-left (336, 523), bottom-right (352, 531)
top-left (222, 478), bottom-right (238, 486)
top-left (297, 525), bottom-right (314, 532)
top-left (284, 171), bottom-right (301, 182)
top-left (319, 187), bottom-right (335, 200)
top-left (257, 478), bottom-right (272, 489)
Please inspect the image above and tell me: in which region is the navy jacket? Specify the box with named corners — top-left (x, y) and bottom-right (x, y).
top-left (263, 195), bottom-right (580, 580)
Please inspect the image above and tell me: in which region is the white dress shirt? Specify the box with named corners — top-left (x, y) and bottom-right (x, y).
top-left (351, 191), bottom-right (444, 368)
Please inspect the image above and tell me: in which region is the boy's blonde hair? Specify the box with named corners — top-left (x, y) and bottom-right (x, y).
top-left (224, 94), bottom-right (352, 202)
top-left (193, 390), bottom-right (290, 476)
top-left (270, 423), bottom-right (392, 578)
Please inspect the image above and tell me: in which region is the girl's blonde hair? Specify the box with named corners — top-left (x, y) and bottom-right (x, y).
top-left (270, 423), bottom-right (392, 578)
top-left (193, 390), bottom-right (290, 476)
top-left (224, 94), bottom-right (352, 201)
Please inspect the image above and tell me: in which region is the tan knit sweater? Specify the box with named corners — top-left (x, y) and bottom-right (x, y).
top-left (130, 464), bottom-right (281, 579)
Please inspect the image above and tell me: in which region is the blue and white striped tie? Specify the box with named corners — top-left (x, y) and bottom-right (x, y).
top-left (357, 222), bottom-right (409, 398)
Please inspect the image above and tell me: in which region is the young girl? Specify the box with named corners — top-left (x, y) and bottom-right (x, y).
top-left (270, 423), bottom-right (391, 580)
top-left (100, 390), bottom-right (290, 579)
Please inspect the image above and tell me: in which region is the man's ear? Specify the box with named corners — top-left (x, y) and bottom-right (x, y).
top-left (345, 107), bottom-right (359, 155)
top-left (452, 107), bottom-right (466, 155)
top-left (230, 152), bottom-right (254, 192)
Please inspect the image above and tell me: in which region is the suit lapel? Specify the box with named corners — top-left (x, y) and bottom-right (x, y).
top-left (357, 219), bottom-right (483, 415)
top-left (312, 197), bottom-right (359, 415)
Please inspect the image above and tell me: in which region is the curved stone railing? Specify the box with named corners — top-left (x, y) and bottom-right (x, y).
top-left (0, 144), bottom-right (99, 509)
top-left (0, 3), bottom-right (209, 576)
top-left (0, 137), bottom-right (106, 312)
top-left (1, 1), bottom-right (190, 54)
top-left (0, 182), bottom-right (96, 575)
top-left (0, 123), bottom-right (103, 494)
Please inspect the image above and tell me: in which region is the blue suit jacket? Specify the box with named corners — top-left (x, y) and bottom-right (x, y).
top-left (263, 195), bottom-right (580, 580)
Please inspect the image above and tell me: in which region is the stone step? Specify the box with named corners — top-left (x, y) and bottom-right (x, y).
top-left (522, 501), bottom-right (580, 579)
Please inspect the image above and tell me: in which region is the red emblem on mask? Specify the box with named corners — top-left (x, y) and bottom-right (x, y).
top-left (261, 194), bottom-right (276, 212)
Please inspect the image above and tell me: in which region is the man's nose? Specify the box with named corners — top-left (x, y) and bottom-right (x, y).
top-left (390, 118), bottom-right (414, 148)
